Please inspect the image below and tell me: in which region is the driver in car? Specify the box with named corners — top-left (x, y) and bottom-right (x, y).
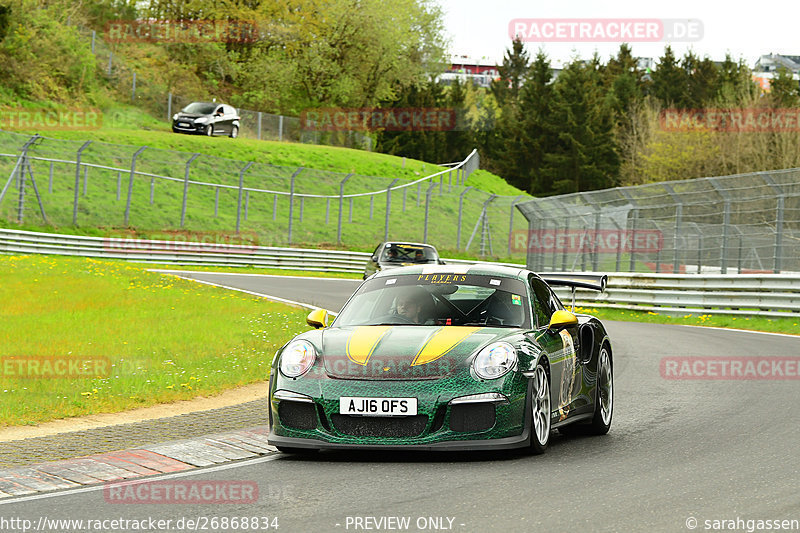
top-left (394, 288), bottom-right (430, 324)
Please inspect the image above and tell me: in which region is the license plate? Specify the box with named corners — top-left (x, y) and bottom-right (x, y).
top-left (339, 397), bottom-right (417, 416)
top-left (179, 123), bottom-right (190, 127)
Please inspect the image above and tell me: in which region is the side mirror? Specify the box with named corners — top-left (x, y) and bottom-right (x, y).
top-left (306, 308), bottom-right (329, 329)
top-left (547, 310), bottom-right (578, 333)
top-left (438, 259), bottom-right (446, 265)
top-left (371, 255), bottom-right (378, 262)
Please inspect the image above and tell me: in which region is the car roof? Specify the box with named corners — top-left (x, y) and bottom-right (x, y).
top-left (382, 241), bottom-right (438, 249)
top-left (372, 263), bottom-right (528, 279)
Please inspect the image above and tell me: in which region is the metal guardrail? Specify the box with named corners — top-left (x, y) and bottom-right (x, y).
top-left (2, 228), bottom-right (798, 318)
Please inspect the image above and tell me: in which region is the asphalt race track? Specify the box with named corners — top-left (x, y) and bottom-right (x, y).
top-left (3, 272), bottom-right (799, 532)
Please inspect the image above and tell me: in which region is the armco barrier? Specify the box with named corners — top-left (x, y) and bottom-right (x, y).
top-left (2, 228), bottom-right (798, 318)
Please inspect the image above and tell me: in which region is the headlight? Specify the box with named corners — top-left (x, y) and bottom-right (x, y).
top-left (172, 114), bottom-right (178, 121)
top-left (194, 116), bottom-right (210, 124)
top-left (279, 340), bottom-right (316, 378)
top-left (472, 342), bottom-right (517, 380)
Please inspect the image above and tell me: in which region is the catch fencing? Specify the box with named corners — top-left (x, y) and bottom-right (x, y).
top-left (0, 130), bottom-right (533, 255)
top-left (517, 169), bottom-right (800, 274)
top-left (2, 228), bottom-right (798, 318)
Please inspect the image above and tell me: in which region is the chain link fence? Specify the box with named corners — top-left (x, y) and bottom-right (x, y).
top-left (517, 170), bottom-right (800, 274)
top-left (0, 130), bottom-right (534, 257)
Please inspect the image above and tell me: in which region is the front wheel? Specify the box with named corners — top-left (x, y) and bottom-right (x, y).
top-left (205, 124), bottom-right (214, 136)
top-left (229, 125), bottom-right (239, 138)
top-left (529, 363), bottom-right (551, 454)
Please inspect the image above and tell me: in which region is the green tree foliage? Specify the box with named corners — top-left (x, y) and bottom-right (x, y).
top-left (0, 0), bottom-right (99, 103)
top-left (651, 45), bottom-right (690, 108)
top-left (491, 37), bottom-right (529, 108)
top-left (540, 58), bottom-right (620, 195)
top-left (767, 67), bottom-right (800, 107)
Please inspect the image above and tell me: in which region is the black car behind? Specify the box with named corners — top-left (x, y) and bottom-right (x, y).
top-left (172, 102), bottom-right (241, 138)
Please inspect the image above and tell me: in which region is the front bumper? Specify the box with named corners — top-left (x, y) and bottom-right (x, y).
top-left (172, 121), bottom-right (207, 134)
top-left (268, 371), bottom-right (531, 451)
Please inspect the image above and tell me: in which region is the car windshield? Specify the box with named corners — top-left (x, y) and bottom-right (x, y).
top-left (334, 273), bottom-right (530, 328)
top-left (380, 244), bottom-right (437, 263)
top-left (181, 103), bottom-right (216, 114)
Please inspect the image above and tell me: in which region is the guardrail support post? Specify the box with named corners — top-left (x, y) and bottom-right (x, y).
top-left (73, 140), bottom-right (92, 225)
top-left (287, 167), bottom-right (303, 244)
top-left (337, 173), bottom-right (353, 243)
top-left (384, 178), bottom-right (399, 241)
top-left (457, 187), bottom-right (472, 250)
top-left (235, 161), bottom-right (254, 233)
top-left (180, 153), bottom-right (200, 228)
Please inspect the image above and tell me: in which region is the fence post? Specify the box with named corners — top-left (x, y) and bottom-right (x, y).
top-left (91, 30), bottom-right (96, 53)
top-left (149, 178), bottom-right (155, 204)
top-left (326, 198), bottom-right (331, 224)
top-left (662, 184), bottom-right (684, 274)
top-left (761, 173), bottom-right (785, 274)
top-left (116, 171), bottom-right (121, 201)
top-left (422, 182), bottom-right (438, 243)
top-left (457, 187), bottom-right (472, 250)
top-left (273, 194), bottom-right (277, 221)
top-left (709, 178), bottom-right (731, 274)
top-left (278, 115), bottom-right (284, 142)
top-left (124, 146), bottom-right (147, 226)
top-left (299, 196), bottom-right (304, 222)
top-left (369, 195), bottom-right (374, 219)
top-left (180, 153), bottom-right (200, 228)
top-left (131, 71), bottom-right (136, 102)
top-left (107, 52), bottom-right (113, 76)
top-left (215, 187), bottom-right (219, 217)
top-left (235, 161), bottom-right (254, 233)
top-left (384, 178), bottom-right (399, 241)
top-left (403, 187), bottom-right (407, 212)
top-left (257, 112), bottom-right (262, 140)
top-left (167, 93), bottom-right (172, 121)
top-left (416, 182), bottom-right (421, 207)
top-left (48, 162), bottom-right (53, 194)
top-left (83, 165), bottom-right (89, 197)
top-left (287, 167), bottom-right (303, 244)
top-left (507, 194), bottom-right (526, 258)
top-left (337, 173), bottom-right (353, 243)
top-left (73, 140), bottom-right (92, 225)
top-left (245, 190), bottom-right (250, 221)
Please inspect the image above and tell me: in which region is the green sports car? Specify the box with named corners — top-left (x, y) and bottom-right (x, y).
top-left (268, 264), bottom-right (613, 453)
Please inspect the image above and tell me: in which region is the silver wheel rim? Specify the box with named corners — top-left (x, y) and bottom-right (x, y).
top-left (207, 125), bottom-right (213, 136)
top-left (232, 127), bottom-right (238, 138)
top-left (532, 365), bottom-right (550, 445)
top-left (599, 348), bottom-right (613, 425)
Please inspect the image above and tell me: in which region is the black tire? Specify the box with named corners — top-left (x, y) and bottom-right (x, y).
top-left (276, 446), bottom-right (318, 455)
top-left (230, 125), bottom-right (239, 138)
top-left (559, 344), bottom-right (613, 436)
top-left (205, 124), bottom-right (214, 136)
top-left (529, 363), bottom-right (551, 454)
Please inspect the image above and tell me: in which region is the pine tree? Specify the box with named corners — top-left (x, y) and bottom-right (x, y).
top-left (491, 37), bottom-right (530, 108)
top-left (541, 58), bottom-right (620, 195)
top-left (768, 67), bottom-right (800, 107)
top-left (651, 46), bottom-right (690, 108)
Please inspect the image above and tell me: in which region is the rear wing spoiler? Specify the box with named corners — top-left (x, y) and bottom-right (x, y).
top-left (540, 273), bottom-right (608, 312)
top-left (541, 273), bottom-right (608, 292)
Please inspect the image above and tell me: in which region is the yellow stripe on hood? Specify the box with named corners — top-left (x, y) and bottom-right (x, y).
top-left (345, 326), bottom-right (393, 366)
top-left (411, 327), bottom-right (483, 366)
